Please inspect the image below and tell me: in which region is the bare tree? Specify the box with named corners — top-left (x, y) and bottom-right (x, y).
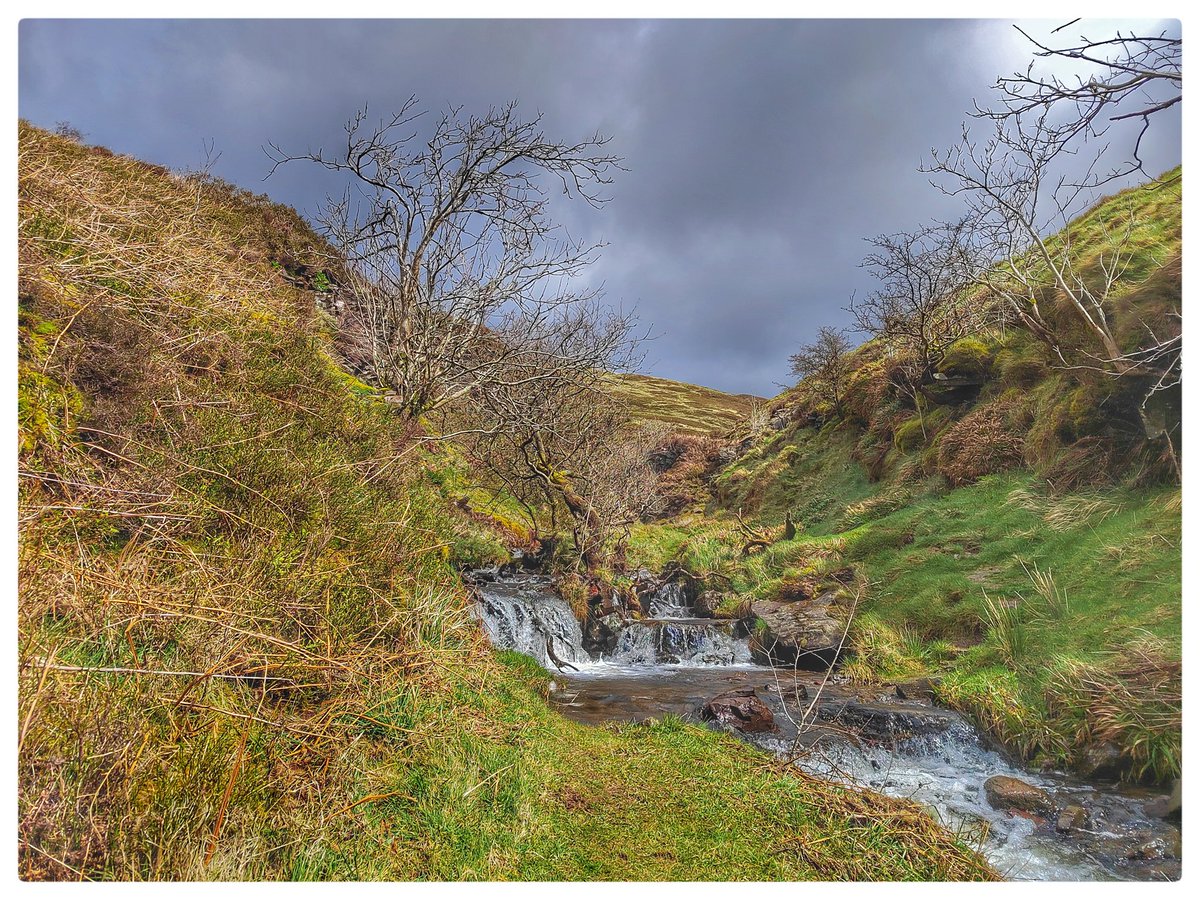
top-left (789, 326), bottom-right (854, 418)
top-left (465, 375), bottom-right (659, 571)
top-left (927, 23), bottom-right (1182, 474)
top-left (981, 21), bottom-right (1181, 179)
top-left (848, 217), bottom-right (986, 431)
top-left (268, 98), bottom-right (625, 419)
top-left (925, 114), bottom-right (1178, 385)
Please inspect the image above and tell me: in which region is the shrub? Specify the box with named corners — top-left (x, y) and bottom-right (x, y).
top-left (1044, 641), bottom-right (1181, 783)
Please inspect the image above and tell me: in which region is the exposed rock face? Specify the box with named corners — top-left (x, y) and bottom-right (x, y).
top-left (983, 775), bottom-right (1054, 815)
top-left (699, 688), bottom-right (777, 733)
top-left (584, 611), bottom-right (624, 655)
top-left (749, 589), bottom-right (845, 670)
top-left (694, 590), bottom-right (725, 618)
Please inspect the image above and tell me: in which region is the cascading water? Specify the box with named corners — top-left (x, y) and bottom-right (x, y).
top-left (470, 570), bottom-right (1180, 881)
top-left (775, 720), bottom-right (1180, 881)
top-left (647, 581), bottom-right (691, 618)
top-left (607, 620), bottom-right (752, 666)
top-left (473, 574), bottom-right (588, 669)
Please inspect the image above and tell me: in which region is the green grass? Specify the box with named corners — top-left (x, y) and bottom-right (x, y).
top-left (606, 372), bottom-right (761, 437)
top-left (347, 655), bottom-right (994, 881)
top-left (630, 469), bottom-right (1181, 782)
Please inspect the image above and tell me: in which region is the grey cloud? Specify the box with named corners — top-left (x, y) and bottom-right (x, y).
top-left (19, 18), bottom-right (1181, 395)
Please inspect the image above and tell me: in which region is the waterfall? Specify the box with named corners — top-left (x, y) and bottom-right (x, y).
top-left (474, 577), bottom-right (589, 669)
top-left (647, 581), bottom-right (690, 618)
top-left (607, 620), bottom-right (752, 667)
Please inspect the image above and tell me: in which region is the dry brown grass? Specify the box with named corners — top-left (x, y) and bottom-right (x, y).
top-left (1045, 640), bottom-right (1181, 782)
top-left (935, 398), bottom-right (1028, 486)
top-left (17, 122), bottom-right (491, 880)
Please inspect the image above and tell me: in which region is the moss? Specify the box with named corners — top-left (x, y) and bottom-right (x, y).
top-left (936, 337), bottom-right (994, 380)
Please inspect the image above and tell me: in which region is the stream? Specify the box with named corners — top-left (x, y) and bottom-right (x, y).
top-left (471, 569), bottom-right (1181, 881)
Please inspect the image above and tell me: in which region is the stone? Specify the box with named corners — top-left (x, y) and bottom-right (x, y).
top-left (699, 688), bottom-right (777, 734)
top-left (694, 590), bottom-right (725, 618)
top-left (583, 611), bottom-right (624, 655)
top-left (983, 775), bottom-right (1055, 815)
top-left (749, 589), bottom-right (845, 670)
top-left (1127, 838), bottom-right (1169, 861)
top-left (1143, 779), bottom-right (1182, 820)
top-left (1077, 742), bottom-right (1126, 780)
top-left (814, 700), bottom-right (958, 743)
top-left (894, 677), bottom-right (940, 702)
top-left (1055, 804), bottom-right (1088, 833)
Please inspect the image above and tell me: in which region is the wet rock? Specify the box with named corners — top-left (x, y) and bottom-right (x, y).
top-left (813, 700), bottom-right (958, 742)
top-left (694, 590), bottom-right (725, 618)
top-left (1143, 779), bottom-right (1182, 820)
top-left (749, 589), bottom-right (845, 670)
top-left (1055, 804), bottom-right (1088, 833)
top-left (584, 611), bottom-right (624, 655)
top-left (1127, 838), bottom-right (1171, 861)
top-left (983, 775), bottom-right (1055, 815)
top-left (894, 677), bottom-right (940, 702)
top-left (700, 688), bottom-right (777, 734)
top-left (1077, 742), bottom-right (1127, 780)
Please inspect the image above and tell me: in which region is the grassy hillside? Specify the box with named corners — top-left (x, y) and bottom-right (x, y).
top-left (16, 123), bottom-right (993, 881)
top-left (628, 171), bottom-right (1182, 783)
top-left (606, 371), bottom-right (761, 437)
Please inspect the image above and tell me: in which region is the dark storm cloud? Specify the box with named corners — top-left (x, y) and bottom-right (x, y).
top-left (19, 18), bottom-right (1182, 395)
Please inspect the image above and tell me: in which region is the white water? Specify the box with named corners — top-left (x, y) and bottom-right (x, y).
top-left (774, 721), bottom-right (1167, 881)
top-left (474, 576), bottom-right (589, 669)
top-left (606, 620), bottom-right (753, 666)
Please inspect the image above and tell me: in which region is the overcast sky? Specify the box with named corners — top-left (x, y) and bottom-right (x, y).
top-left (18, 18), bottom-right (1182, 396)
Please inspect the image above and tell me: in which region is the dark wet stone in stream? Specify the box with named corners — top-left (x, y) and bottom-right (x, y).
top-left (749, 589), bottom-right (845, 670)
top-left (984, 775), bottom-right (1055, 815)
top-left (584, 611), bottom-right (624, 655)
top-left (700, 688), bottom-right (777, 734)
top-left (1056, 804), bottom-right (1088, 833)
top-left (812, 699), bottom-right (958, 742)
top-left (1077, 742), bottom-right (1128, 780)
top-left (1143, 779), bottom-right (1182, 820)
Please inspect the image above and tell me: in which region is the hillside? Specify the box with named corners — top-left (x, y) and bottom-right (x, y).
top-left (628, 171), bottom-right (1182, 784)
top-left (606, 371), bottom-right (761, 436)
top-left (16, 123), bottom-right (995, 881)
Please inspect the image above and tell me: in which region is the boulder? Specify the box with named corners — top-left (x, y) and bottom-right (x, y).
top-left (1077, 742), bottom-right (1126, 780)
top-left (1143, 779), bottom-right (1182, 820)
top-left (700, 688), bottom-right (777, 734)
top-left (583, 611), bottom-right (623, 655)
top-left (983, 775), bottom-right (1054, 815)
top-left (749, 590), bottom-right (845, 670)
top-left (814, 700), bottom-right (958, 743)
top-left (1055, 804), bottom-right (1088, 833)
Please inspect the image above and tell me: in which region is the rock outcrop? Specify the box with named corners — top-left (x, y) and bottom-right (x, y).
top-left (749, 589), bottom-right (846, 670)
top-left (983, 775), bottom-right (1054, 815)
